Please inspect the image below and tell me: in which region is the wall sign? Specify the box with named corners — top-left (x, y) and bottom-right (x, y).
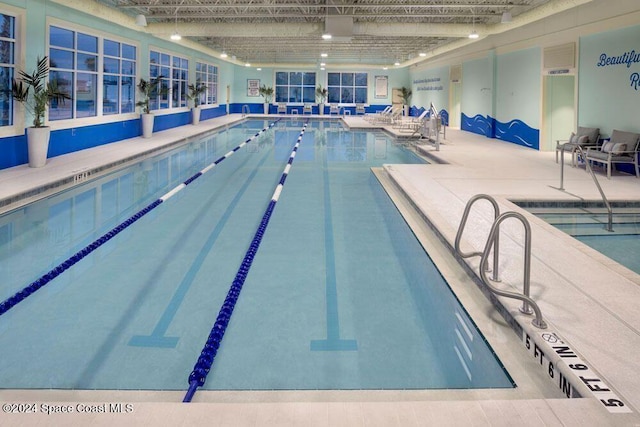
top-left (375, 76), bottom-right (388, 98)
top-left (247, 79), bottom-right (260, 97)
top-left (596, 49), bottom-right (640, 91)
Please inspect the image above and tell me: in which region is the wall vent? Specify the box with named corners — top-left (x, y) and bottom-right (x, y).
top-left (544, 43), bottom-right (575, 70)
top-left (450, 64), bottom-right (462, 83)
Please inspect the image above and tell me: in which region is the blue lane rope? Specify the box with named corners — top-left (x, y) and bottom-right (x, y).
top-left (183, 120), bottom-right (309, 403)
top-left (0, 119), bottom-right (281, 317)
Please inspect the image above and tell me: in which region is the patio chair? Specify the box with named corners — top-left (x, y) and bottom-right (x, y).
top-left (555, 126), bottom-right (600, 166)
top-left (303, 103), bottom-right (313, 115)
top-left (329, 103), bottom-right (340, 116)
top-left (277, 103), bottom-right (287, 114)
top-left (355, 103), bottom-right (365, 115)
top-left (584, 129), bottom-right (640, 179)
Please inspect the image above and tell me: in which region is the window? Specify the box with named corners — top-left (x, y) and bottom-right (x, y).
top-left (103, 40), bottom-right (136, 115)
top-left (196, 62), bottom-right (218, 105)
top-left (327, 72), bottom-right (368, 104)
top-left (275, 71), bottom-right (316, 103)
top-left (0, 12), bottom-right (15, 127)
top-left (149, 50), bottom-right (188, 111)
top-left (49, 26), bottom-right (98, 120)
top-left (48, 25), bottom-right (137, 120)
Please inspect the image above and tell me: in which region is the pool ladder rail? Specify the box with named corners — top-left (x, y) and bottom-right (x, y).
top-left (556, 145), bottom-right (614, 232)
top-left (455, 194), bottom-right (547, 329)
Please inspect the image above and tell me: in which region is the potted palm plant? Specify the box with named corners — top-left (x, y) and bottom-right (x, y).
top-left (259, 84), bottom-right (273, 114)
top-left (11, 56), bottom-right (71, 167)
top-left (136, 76), bottom-right (164, 138)
top-left (316, 85), bottom-right (328, 116)
top-left (400, 86), bottom-right (412, 116)
top-left (187, 81), bottom-right (207, 125)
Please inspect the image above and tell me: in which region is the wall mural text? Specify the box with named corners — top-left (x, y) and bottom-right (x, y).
top-left (596, 49), bottom-right (640, 90)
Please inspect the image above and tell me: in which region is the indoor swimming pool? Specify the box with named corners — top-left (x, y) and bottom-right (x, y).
top-left (0, 119), bottom-right (514, 393)
top-left (518, 201), bottom-right (640, 275)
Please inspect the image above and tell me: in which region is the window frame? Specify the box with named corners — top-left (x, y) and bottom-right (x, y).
top-left (275, 71), bottom-right (316, 104)
top-left (327, 71), bottom-right (369, 105)
top-left (45, 18), bottom-right (141, 130)
top-left (0, 5), bottom-right (23, 138)
top-left (149, 48), bottom-right (189, 112)
top-left (195, 61), bottom-right (218, 106)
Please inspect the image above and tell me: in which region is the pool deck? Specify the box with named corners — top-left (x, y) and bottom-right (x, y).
top-left (1, 114), bottom-right (640, 426)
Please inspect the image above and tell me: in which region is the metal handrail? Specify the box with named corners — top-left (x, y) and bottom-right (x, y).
top-left (241, 104), bottom-right (250, 117)
top-left (558, 144), bottom-right (613, 232)
top-left (455, 194), bottom-right (501, 281)
top-left (479, 211), bottom-right (547, 329)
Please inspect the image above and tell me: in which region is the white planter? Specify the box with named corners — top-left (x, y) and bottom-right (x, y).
top-left (26, 127), bottom-right (51, 168)
top-left (264, 103), bottom-right (269, 114)
top-left (318, 103), bottom-right (325, 116)
top-left (192, 106), bottom-right (201, 125)
top-left (141, 113), bottom-right (154, 138)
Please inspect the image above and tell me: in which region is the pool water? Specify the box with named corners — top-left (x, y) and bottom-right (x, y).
top-left (523, 205), bottom-right (640, 275)
top-left (0, 119), bottom-right (513, 391)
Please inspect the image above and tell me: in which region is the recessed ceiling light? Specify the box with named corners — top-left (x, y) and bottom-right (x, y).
top-left (419, 52), bottom-right (427, 57)
top-left (321, 53), bottom-right (328, 57)
top-left (220, 51), bottom-right (228, 58)
top-left (322, 34), bottom-right (332, 40)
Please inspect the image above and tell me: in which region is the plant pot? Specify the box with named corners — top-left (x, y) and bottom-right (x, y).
top-left (264, 103), bottom-right (269, 114)
top-left (192, 106), bottom-right (201, 125)
top-left (318, 103), bottom-right (325, 116)
top-left (141, 113), bottom-right (154, 138)
top-left (26, 127), bottom-right (51, 168)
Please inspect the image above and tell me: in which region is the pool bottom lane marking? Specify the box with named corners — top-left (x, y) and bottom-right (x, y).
top-left (128, 149), bottom-right (273, 348)
top-left (183, 121), bottom-right (309, 403)
top-left (310, 147), bottom-right (358, 352)
top-left (523, 329), bottom-right (631, 413)
top-left (0, 119), bottom-right (280, 318)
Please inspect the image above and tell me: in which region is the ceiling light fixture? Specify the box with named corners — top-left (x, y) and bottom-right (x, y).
top-left (469, 8), bottom-right (479, 39)
top-left (501, 11), bottom-right (512, 24)
top-left (220, 51), bottom-right (228, 58)
top-left (321, 53), bottom-right (328, 57)
top-left (245, 63), bottom-right (251, 67)
top-left (322, 34), bottom-right (332, 40)
top-left (419, 52), bottom-right (427, 57)
top-left (135, 14), bottom-right (147, 27)
top-left (170, 3), bottom-right (181, 40)
top-left (257, 67), bottom-right (262, 71)
top-left (394, 61), bottom-right (400, 66)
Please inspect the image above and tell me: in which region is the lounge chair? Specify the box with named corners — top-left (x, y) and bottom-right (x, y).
top-left (584, 129), bottom-right (640, 179)
top-left (364, 106), bottom-right (390, 122)
top-left (277, 103), bottom-right (287, 114)
top-left (329, 104), bottom-right (340, 116)
top-left (355, 103), bottom-right (365, 115)
top-left (555, 126), bottom-right (599, 166)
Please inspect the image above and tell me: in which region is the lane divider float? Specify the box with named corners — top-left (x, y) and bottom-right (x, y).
top-left (0, 119), bottom-right (281, 317)
top-left (183, 120), bottom-right (309, 403)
